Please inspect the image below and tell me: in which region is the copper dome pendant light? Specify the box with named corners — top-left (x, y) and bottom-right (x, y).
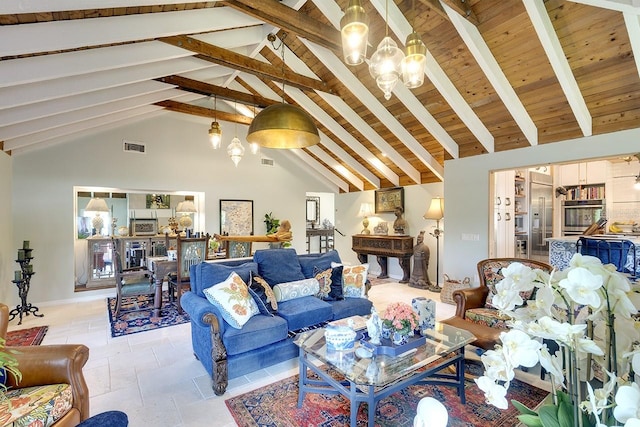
top-left (247, 33), bottom-right (319, 149)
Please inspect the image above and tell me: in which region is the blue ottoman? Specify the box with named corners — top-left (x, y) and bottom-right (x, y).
top-left (77, 411), bottom-right (128, 427)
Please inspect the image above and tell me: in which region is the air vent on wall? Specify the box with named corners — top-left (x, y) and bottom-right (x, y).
top-left (123, 140), bottom-right (146, 154)
top-left (261, 158), bottom-right (275, 167)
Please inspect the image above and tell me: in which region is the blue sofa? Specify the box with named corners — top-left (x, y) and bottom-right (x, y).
top-left (181, 248), bottom-right (373, 395)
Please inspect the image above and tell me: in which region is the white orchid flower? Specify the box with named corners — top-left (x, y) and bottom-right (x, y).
top-left (614, 382), bottom-right (640, 424)
top-left (577, 337), bottom-right (605, 357)
top-left (527, 316), bottom-right (586, 346)
top-left (481, 348), bottom-right (515, 383)
top-left (582, 381), bottom-right (605, 419)
top-left (501, 263), bottom-right (537, 291)
top-left (625, 418), bottom-right (640, 427)
top-left (530, 284), bottom-right (555, 318)
top-left (492, 280), bottom-right (524, 312)
top-left (558, 267), bottom-right (603, 308)
top-left (633, 353), bottom-right (640, 377)
top-left (500, 329), bottom-right (541, 368)
top-left (538, 345), bottom-right (564, 385)
top-left (475, 376), bottom-right (509, 409)
top-left (570, 252), bottom-right (605, 269)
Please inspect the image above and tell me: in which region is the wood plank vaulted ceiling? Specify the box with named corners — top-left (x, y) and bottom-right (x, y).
top-left (1, 0), bottom-right (639, 192)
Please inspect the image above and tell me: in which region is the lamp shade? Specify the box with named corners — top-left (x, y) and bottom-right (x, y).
top-left (85, 197), bottom-right (109, 213)
top-left (358, 202), bottom-right (374, 217)
top-left (247, 103), bottom-right (319, 149)
top-left (340, 0), bottom-right (369, 66)
top-left (424, 197), bottom-right (444, 221)
top-left (209, 121), bottom-right (222, 149)
top-left (176, 200), bottom-right (197, 214)
top-left (402, 31), bottom-right (426, 89)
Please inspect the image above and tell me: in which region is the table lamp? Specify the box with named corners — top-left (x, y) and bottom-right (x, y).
top-left (176, 200), bottom-right (197, 232)
top-left (424, 197), bottom-right (444, 290)
top-left (85, 197), bottom-right (110, 237)
top-left (358, 202), bottom-right (374, 235)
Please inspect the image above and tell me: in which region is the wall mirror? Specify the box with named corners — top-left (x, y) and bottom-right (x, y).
top-left (306, 197), bottom-right (320, 227)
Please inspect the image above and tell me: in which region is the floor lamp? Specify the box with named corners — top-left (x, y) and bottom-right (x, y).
top-left (424, 197), bottom-right (444, 291)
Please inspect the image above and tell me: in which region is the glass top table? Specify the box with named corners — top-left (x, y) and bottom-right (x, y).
top-left (293, 321), bottom-right (476, 427)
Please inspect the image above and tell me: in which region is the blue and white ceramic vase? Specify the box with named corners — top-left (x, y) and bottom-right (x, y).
top-left (392, 330), bottom-right (409, 346)
top-left (381, 323), bottom-right (392, 340)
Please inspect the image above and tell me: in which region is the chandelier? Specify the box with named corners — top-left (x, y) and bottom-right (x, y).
top-left (345, 0), bottom-right (427, 99)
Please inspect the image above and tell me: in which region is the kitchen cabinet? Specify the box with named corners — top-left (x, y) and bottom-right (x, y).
top-left (491, 170), bottom-right (516, 257)
top-left (559, 161), bottom-right (608, 186)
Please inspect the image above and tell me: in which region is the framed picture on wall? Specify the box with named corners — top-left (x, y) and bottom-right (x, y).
top-left (129, 218), bottom-right (158, 236)
top-left (220, 200), bottom-right (254, 235)
top-left (374, 187), bottom-right (404, 214)
top-left (146, 194), bottom-right (170, 209)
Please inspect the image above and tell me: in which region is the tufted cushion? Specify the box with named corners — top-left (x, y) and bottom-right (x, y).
top-left (340, 263), bottom-right (369, 298)
top-left (203, 272), bottom-right (259, 329)
top-left (2, 384), bottom-right (73, 426)
top-left (253, 248), bottom-right (305, 285)
top-left (277, 296), bottom-right (333, 330)
top-left (248, 272), bottom-right (278, 316)
top-left (465, 307), bottom-right (510, 329)
top-left (272, 278), bottom-right (319, 302)
top-left (298, 250), bottom-right (342, 278)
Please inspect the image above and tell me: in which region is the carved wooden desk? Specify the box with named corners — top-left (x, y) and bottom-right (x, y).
top-left (352, 234), bottom-right (414, 283)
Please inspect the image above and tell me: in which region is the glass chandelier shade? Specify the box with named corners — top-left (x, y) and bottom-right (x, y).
top-left (340, 0), bottom-right (369, 66)
top-left (402, 31), bottom-right (427, 89)
top-left (209, 121), bottom-right (222, 149)
top-left (227, 136), bottom-right (245, 167)
top-left (369, 36), bottom-right (404, 100)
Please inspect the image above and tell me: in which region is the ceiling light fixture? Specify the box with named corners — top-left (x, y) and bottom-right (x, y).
top-left (401, 0), bottom-right (426, 89)
top-left (369, 0), bottom-right (405, 100)
top-left (209, 95), bottom-right (222, 149)
top-left (227, 101), bottom-right (244, 167)
top-left (246, 33), bottom-right (319, 149)
top-left (340, 0), bottom-right (369, 66)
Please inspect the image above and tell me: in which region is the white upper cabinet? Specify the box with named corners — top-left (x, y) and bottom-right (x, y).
top-left (559, 161), bottom-right (608, 186)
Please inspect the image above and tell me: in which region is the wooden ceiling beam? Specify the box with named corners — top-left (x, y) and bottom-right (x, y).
top-left (154, 99), bottom-right (253, 125)
top-left (160, 35), bottom-right (329, 93)
top-left (222, 0), bottom-right (342, 52)
top-left (156, 75), bottom-right (278, 108)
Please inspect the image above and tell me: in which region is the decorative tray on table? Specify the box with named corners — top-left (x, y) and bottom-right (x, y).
top-left (359, 331), bottom-right (426, 357)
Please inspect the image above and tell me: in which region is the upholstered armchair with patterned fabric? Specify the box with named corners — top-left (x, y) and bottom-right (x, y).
top-left (441, 258), bottom-right (553, 350)
top-left (0, 303), bottom-right (90, 426)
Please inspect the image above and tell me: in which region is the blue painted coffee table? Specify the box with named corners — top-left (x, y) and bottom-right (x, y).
top-left (294, 322), bottom-right (476, 427)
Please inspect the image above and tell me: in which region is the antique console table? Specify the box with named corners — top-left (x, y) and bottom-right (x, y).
top-left (352, 234), bottom-right (414, 283)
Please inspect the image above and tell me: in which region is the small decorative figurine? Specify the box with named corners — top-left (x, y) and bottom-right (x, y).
top-left (366, 306), bottom-right (382, 345)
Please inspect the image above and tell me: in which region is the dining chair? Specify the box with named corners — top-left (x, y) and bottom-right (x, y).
top-left (577, 237), bottom-right (637, 279)
top-left (168, 234), bottom-right (209, 313)
top-left (112, 238), bottom-right (155, 317)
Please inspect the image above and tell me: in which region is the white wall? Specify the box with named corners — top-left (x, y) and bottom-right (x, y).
top-left (1, 152), bottom-right (13, 304)
top-left (10, 113), bottom-right (336, 305)
top-left (443, 128), bottom-right (640, 284)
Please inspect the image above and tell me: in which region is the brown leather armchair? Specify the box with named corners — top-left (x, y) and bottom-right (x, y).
top-left (1, 303), bottom-right (90, 426)
top-left (441, 258), bottom-right (553, 351)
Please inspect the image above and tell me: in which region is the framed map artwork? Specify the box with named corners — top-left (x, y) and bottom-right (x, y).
top-left (220, 200), bottom-right (254, 235)
top-left (374, 187), bottom-right (404, 214)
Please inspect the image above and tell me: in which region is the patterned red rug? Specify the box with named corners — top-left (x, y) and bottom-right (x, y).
top-left (5, 326), bottom-right (48, 346)
top-left (226, 363), bottom-right (548, 427)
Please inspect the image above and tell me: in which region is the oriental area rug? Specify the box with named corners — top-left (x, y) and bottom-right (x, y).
top-left (5, 325), bottom-right (48, 346)
top-left (107, 291), bottom-right (190, 338)
top-left (226, 364), bottom-right (548, 427)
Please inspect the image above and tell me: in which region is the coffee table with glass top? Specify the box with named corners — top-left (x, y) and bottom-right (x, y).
top-left (293, 321), bottom-right (476, 427)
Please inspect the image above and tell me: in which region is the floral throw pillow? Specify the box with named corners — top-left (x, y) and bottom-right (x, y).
top-left (203, 271), bottom-right (259, 329)
top-left (313, 267), bottom-right (333, 299)
top-left (341, 263), bottom-right (369, 298)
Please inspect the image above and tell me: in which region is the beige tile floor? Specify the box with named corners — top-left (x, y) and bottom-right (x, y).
top-left (6, 281), bottom-right (548, 426)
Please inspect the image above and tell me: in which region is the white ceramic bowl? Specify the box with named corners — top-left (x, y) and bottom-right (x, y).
top-left (325, 326), bottom-right (356, 351)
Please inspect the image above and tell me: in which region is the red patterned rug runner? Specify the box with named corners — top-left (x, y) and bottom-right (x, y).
top-left (5, 326), bottom-right (48, 346)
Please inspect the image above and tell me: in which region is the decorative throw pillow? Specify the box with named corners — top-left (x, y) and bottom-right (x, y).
top-left (313, 265), bottom-right (343, 301)
top-left (248, 272), bottom-right (278, 316)
top-left (253, 248), bottom-right (305, 285)
top-left (299, 250), bottom-right (342, 278)
top-left (272, 278), bottom-right (320, 302)
top-left (341, 263), bottom-right (369, 298)
top-left (203, 272), bottom-right (259, 329)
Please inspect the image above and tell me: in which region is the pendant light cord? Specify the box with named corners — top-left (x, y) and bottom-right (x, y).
top-left (214, 95), bottom-right (217, 122)
top-left (268, 32), bottom-right (288, 103)
top-left (385, 0), bottom-right (389, 37)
